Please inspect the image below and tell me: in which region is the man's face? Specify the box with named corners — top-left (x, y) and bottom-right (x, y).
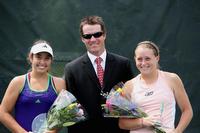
top-left (81, 24), bottom-right (106, 56)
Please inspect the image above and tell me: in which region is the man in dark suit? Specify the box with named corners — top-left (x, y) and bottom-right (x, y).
top-left (64, 15), bottom-right (134, 133)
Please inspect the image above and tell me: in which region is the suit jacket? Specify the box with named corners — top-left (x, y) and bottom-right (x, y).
top-left (64, 52), bottom-right (134, 133)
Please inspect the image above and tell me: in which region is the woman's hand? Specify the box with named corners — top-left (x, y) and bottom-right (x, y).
top-left (43, 129), bottom-right (58, 133)
top-left (142, 115), bottom-right (161, 127)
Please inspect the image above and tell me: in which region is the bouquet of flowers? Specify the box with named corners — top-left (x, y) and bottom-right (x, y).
top-left (31, 89), bottom-right (87, 133)
top-left (101, 82), bottom-right (166, 133)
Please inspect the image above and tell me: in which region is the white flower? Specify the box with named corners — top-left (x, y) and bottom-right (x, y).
top-left (77, 108), bottom-right (84, 116)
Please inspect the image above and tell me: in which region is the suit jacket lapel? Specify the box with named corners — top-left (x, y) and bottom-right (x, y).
top-left (82, 54), bottom-right (101, 88)
top-left (103, 53), bottom-right (114, 90)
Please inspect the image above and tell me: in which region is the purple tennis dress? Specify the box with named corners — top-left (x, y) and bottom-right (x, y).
top-left (15, 73), bottom-right (58, 131)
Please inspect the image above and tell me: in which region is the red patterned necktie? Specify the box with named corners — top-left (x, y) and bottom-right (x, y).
top-left (95, 57), bottom-right (104, 88)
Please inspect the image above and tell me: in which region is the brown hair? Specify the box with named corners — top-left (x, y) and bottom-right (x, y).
top-left (135, 41), bottom-right (160, 68)
top-left (79, 15), bottom-right (106, 36)
top-left (135, 41), bottom-right (160, 57)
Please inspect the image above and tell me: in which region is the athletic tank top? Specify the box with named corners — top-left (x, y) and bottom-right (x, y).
top-left (130, 70), bottom-right (175, 133)
top-left (15, 73), bottom-right (58, 131)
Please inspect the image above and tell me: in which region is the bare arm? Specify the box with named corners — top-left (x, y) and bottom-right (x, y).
top-left (119, 79), bottom-right (154, 130)
top-left (0, 76), bottom-right (28, 133)
top-left (53, 76), bottom-right (67, 93)
top-left (119, 117), bottom-right (144, 130)
top-left (119, 78), bottom-right (162, 130)
top-left (48, 77), bottom-right (66, 133)
top-left (168, 73), bottom-right (193, 133)
top-left (119, 80), bottom-right (142, 129)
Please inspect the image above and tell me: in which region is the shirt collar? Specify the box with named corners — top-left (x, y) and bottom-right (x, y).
top-left (87, 50), bottom-right (107, 64)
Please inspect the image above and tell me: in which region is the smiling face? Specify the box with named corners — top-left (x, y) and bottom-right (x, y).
top-left (29, 52), bottom-right (52, 74)
top-left (81, 24), bottom-right (106, 56)
top-left (134, 46), bottom-right (159, 75)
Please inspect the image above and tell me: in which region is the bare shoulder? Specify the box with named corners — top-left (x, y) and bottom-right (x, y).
top-left (162, 71), bottom-right (180, 82)
top-left (6, 74), bottom-right (25, 93)
top-left (12, 74), bottom-right (24, 81)
top-left (122, 78), bottom-right (135, 100)
top-left (11, 75), bottom-right (25, 87)
top-left (162, 71), bottom-right (183, 91)
top-left (124, 79), bottom-right (134, 89)
top-left (52, 76), bottom-right (66, 92)
top-left (1, 75), bottom-right (25, 111)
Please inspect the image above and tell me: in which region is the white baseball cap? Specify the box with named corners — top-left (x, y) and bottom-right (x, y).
top-left (30, 42), bottom-right (53, 57)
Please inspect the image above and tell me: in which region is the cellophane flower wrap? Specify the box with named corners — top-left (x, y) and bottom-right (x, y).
top-left (101, 82), bottom-right (166, 133)
top-left (32, 89), bottom-right (87, 133)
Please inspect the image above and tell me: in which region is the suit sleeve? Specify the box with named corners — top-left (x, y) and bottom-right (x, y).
top-left (124, 59), bottom-right (134, 82)
top-left (63, 63), bottom-right (75, 93)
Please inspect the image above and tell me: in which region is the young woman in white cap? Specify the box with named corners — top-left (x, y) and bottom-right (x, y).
top-left (0, 40), bottom-right (66, 133)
